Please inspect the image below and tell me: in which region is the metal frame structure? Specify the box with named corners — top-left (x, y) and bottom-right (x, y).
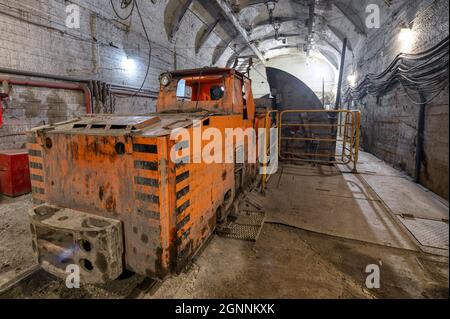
top-left (262, 109), bottom-right (361, 188)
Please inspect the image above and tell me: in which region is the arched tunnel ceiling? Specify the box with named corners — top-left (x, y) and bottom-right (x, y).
top-left (164, 0), bottom-right (408, 71)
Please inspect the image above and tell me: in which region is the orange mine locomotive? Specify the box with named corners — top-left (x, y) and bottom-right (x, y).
top-left (26, 68), bottom-right (267, 283)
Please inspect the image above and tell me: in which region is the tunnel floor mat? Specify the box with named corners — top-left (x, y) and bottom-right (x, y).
top-left (216, 210), bottom-right (265, 242)
top-left (398, 216), bottom-right (449, 250)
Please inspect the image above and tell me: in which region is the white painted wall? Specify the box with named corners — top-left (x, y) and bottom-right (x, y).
top-left (250, 53), bottom-right (338, 101)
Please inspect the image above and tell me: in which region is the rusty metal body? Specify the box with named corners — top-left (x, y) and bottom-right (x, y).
top-left (27, 68), bottom-right (266, 282)
top-left (261, 109), bottom-right (361, 189)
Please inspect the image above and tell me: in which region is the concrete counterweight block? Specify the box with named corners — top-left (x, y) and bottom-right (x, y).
top-left (29, 204), bottom-right (123, 284)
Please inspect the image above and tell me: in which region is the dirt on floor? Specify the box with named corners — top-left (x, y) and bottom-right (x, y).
top-left (147, 224), bottom-right (448, 299)
top-left (0, 194), bottom-right (153, 299)
top-left (0, 159), bottom-right (448, 299)
top-left (0, 222), bottom-right (448, 299)
top-left (146, 162), bottom-right (448, 299)
top-left (0, 194), bottom-right (37, 290)
top-left (0, 269), bottom-right (149, 299)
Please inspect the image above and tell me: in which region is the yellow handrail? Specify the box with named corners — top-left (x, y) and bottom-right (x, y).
top-left (262, 109), bottom-right (361, 188)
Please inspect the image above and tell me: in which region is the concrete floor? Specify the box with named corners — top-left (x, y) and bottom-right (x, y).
top-left (0, 194), bottom-right (35, 291)
top-left (0, 150), bottom-right (448, 298)
top-left (149, 224), bottom-right (448, 299)
top-left (149, 151), bottom-right (449, 299)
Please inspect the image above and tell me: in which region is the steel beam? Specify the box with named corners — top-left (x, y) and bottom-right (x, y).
top-left (324, 39), bottom-right (342, 55)
top-left (196, 18), bottom-right (221, 54)
top-left (252, 17), bottom-right (303, 29)
top-left (265, 44), bottom-right (300, 52)
top-left (214, 0), bottom-right (265, 64)
top-left (327, 24), bottom-right (353, 52)
top-left (226, 45), bottom-right (250, 67)
top-left (167, 0), bottom-right (194, 40)
top-left (333, 1), bottom-right (367, 36)
top-left (212, 40), bottom-right (231, 65)
top-left (334, 38), bottom-right (347, 110)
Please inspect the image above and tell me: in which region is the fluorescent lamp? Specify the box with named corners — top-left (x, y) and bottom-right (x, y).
top-left (122, 56), bottom-right (135, 73)
top-left (399, 27), bottom-right (415, 52)
top-left (348, 74), bottom-right (356, 86)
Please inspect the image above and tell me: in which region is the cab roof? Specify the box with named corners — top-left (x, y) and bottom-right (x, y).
top-left (31, 113), bottom-right (212, 138)
top-left (167, 67), bottom-right (249, 80)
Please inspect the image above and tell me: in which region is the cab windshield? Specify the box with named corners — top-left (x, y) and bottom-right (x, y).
top-left (176, 75), bottom-right (225, 102)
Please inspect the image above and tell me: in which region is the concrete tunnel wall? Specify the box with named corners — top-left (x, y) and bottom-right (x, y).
top-left (341, 0), bottom-right (449, 199)
top-left (0, 0), bottom-right (228, 150)
top-left (0, 0), bottom-right (447, 200)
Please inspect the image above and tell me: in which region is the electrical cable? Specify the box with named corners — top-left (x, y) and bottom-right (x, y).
top-left (110, 0), bottom-right (135, 20)
top-left (345, 36), bottom-right (449, 105)
top-left (110, 0), bottom-right (152, 99)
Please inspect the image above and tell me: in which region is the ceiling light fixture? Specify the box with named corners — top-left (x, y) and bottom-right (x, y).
top-left (266, 1), bottom-right (276, 11)
top-left (265, 1), bottom-right (279, 41)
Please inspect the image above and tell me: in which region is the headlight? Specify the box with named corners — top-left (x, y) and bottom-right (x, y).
top-left (160, 73), bottom-right (171, 87)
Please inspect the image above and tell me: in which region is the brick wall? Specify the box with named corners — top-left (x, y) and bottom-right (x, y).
top-left (0, 0), bottom-right (223, 149)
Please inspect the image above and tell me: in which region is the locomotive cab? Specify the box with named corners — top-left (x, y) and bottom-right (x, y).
top-left (157, 68), bottom-right (255, 120)
top-left (27, 68), bottom-right (265, 283)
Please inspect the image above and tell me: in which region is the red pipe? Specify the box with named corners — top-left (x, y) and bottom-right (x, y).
top-left (0, 76), bottom-right (92, 114)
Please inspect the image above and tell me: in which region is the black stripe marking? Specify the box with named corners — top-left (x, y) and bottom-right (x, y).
top-left (176, 185), bottom-right (189, 200)
top-left (177, 228), bottom-right (191, 245)
top-left (30, 162), bottom-right (43, 170)
top-left (174, 156), bottom-right (189, 169)
top-left (134, 160), bottom-right (158, 171)
top-left (176, 200), bottom-right (190, 215)
top-left (30, 174), bottom-right (44, 182)
top-left (177, 214), bottom-right (190, 231)
top-left (133, 144), bottom-right (157, 154)
top-left (135, 192), bottom-right (159, 204)
top-left (173, 140), bottom-right (189, 152)
top-left (32, 187), bottom-right (45, 194)
top-left (176, 171), bottom-right (189, 184)
top-left (28, 149), bottom-right (42, 157)
top-left (134, 176), bottom-right (159, 187)
top-left (137, 208), bottom-right (160, 220)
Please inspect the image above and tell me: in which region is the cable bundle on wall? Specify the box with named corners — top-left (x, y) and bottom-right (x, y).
top-left (345, 36), bottom-right (449, 105)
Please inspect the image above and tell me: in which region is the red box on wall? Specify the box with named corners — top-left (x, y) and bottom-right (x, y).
top-left (0, 149), bottom-right (32, 197)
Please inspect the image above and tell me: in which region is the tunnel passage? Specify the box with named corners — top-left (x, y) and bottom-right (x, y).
top-left (264, 67), bottom-right (339, 162)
